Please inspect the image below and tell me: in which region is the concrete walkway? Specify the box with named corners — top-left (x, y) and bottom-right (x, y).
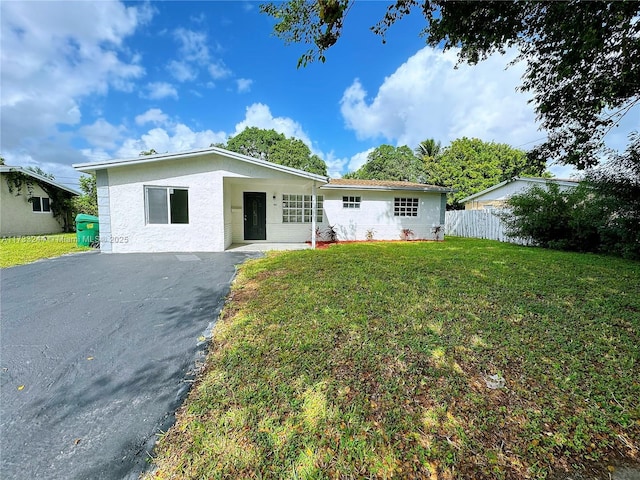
top-left (226, 242), bottom-right (310, 251)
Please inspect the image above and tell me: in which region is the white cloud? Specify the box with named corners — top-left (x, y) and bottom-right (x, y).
top-left (236, 78), bottom-right (253, 93)
top-left (116, 124), bottom-right (227, 158)
top-left (347, 148), bottom-right (375, 172)
top-left (167, 60), bottom-right (197, 82)
top-left (0, 0), bottom-right (151, 151)
top-left (340, 47), bottom-right (539, 149)
top-left (79, 119), bottom-right (126, 149)
top-left (209, 61), bottom-right (232, 80)
top-left (144, 82), bottom-right (178, 100)
top-left (233, 103), bottom-right (313, 146)
top-left (135, 108), bottom-right (169, 126)
top-left (173, 28), bottom-right (210, 64)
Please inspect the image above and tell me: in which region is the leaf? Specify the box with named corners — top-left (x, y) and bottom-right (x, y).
top-left (87, 356), bottom-right (94, 361)
top-left (17, 385), bottom-right (24, 391)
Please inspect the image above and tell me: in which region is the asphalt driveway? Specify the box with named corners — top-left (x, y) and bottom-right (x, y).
top-left (0, 250), bottom-right (259, 480)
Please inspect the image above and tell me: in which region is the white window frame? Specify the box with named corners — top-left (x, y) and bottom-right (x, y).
top-left (31, 196), bottom-right (51, 213)
top-left (394, 197), bottom-right (419, 217)
top-left (282, 194), bottom-right (323, 223)
top-left (144, 186), bottom-right (189, 225)
top-left (342, 196), bottom-right (361, 209)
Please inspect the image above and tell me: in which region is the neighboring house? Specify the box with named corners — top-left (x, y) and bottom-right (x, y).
top-left (73, 147), bottom-right (452, 253)
top-left (460, 177), bottom-right (580, 210)
top-left (1, 166), bottom-right (79, 236)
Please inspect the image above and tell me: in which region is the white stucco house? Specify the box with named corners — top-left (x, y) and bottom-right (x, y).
top-left (73, 147), bottom-right (452, 253)
top-left (461, 176), bottom-right (580, 210)
top-left (1, 166), bottom-right (79, 236)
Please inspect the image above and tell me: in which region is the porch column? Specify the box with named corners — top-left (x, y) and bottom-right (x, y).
top-left (311, 182), bottom-right (317, 249)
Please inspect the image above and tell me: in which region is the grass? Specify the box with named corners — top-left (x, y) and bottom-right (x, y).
top-left (148, 238), bottom-right (639, 479)
top-left (0, 233), bottom-right (90, 268)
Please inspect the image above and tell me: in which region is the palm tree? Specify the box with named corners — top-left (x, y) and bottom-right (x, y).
top-left (415, 139), bottom-right (441, 159)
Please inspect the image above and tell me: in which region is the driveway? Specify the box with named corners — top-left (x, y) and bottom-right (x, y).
top-left (0, 250), bottom-right (260, 480)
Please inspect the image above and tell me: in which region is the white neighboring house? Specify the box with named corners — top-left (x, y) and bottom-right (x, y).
top-left (460, 177), bottom-right (580, 210)
top-left (1, 166), bottom-right (79, 236)
top-left (73, 147), bottom-right (452, 253)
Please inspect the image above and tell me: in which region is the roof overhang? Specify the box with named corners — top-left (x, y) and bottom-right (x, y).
top-left (321, 183), bottom-right (453, 193)
top-left (0, 166), bottom-right (80, 195)
top-left (73, 146), bottom-right (329, 183)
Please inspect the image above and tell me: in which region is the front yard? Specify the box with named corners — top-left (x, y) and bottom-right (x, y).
top-left (148, 238), bottom-right (639, 479)
top-left (0, 233), bottom-right (90, 268)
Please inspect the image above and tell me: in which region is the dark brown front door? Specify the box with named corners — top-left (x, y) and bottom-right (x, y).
top-left (243, 192), bottom-right (266, 240)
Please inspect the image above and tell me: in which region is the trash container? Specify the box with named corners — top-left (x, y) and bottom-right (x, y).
top-left (76, 214), bottom-right (99, 247)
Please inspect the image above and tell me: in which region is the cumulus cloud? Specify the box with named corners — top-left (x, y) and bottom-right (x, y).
top-left (340, 47), bottom-right (539, 149)
top-left (236, 78), bottom-right (253, 93)
top-left (135, 108), bottom-right (170, 126)
top-left (79, 119), bottom-right (126, 150)
top-left (347, 148), bottom-right (375, 172)
top-left (115, 123), bottom-right (227, 159)
top-left (144, 82), bottom-right (178, 100)
top-left (167, 60), bottom-right (197, 82)
top-left (233, 103), bottom-right (313, 147)
top-left (209, 61), bottom-right (232, 80)
top-left (0, 0), bottom-right (151, 151)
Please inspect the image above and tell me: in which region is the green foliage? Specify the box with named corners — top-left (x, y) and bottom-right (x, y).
top-left (500, 156), bottom-right (640, 259)
top-left (0, 156), bottom-right (5, 165)
top-left (414, 138), bottom-right (441, 160)
top-left (25, 166), bottom-right (55, 179)
top-left (423, 137), bottom-right (545, 208)
top-left (345, 144), bottom-right (427, 182)
top-left (139, 149), bottom-right (158, 156)
top-left (220, 127), bottom-right (327, 175)
top-left (261, 1), bottom-right (640, 169)
top-left (72, 175), bottom-right (98, 216)
top-left (146, 239), bottom-right (640, 479)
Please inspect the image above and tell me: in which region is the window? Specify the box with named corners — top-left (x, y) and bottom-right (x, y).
top-left (145, 186), bottom-right (189, 224)
top-left (342, 196), bottom-right (361, 209)
top-left (282, 194), bottom-right (323, 223)
top-left (31, 196), bottom-right (50, 212)
top-left (394, 197), bottom-right (419, 217)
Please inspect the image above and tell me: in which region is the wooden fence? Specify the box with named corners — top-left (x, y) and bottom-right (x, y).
top-left (444, 210), bottom-right (530, 245)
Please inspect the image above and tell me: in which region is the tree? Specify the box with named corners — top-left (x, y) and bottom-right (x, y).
top-left (73, 175), bottom-right (98, 217)
top-left (422, 137), bottom-right (546, 208)
top-left (139, 149), bottom-right (158, 156)
top-left (220, 127), bottom-right (328, 175)
top-left (414, 138), bottom-right (441, 160)
top-left (26, 165), bottom-right (55, 179)
top-left (0, 156), bottom-right (5, 165)
top-left (344, 144), bottom-right (427, 182)
top-left (261, 1), bottom-right (640, 168)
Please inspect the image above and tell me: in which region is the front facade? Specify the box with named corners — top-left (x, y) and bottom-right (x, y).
top-left (73, 147), bottom-right (451, 253)
top-left (461, 177), bottom-right (580, 210)
top-left (0, 166), bottom-right (79, 236)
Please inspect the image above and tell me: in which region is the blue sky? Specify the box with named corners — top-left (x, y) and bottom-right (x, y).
top-left (2, 1), bottom-right (637, 190)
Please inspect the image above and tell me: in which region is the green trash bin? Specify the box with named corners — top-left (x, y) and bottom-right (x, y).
top-left (76, 214), bottom-right (99, 247)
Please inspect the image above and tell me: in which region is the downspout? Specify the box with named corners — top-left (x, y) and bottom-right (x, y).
top-left (311, 182), bottom-right (317, 249)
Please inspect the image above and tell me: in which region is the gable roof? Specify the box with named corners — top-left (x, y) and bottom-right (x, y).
top-left (322, 178), bottom-right (453, 193)
top-left (0, 166), bottom-right (80, 195)
top-left (460, 176), bottom-right (580, 203)
top-left (73, 146), bottom-right (329, 182)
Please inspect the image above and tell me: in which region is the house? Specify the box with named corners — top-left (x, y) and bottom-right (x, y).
top-left (1, 166), bottom-right (79, 236)
top-left (72, 147), bottom-right (452, 253)
top-left (460, 177), bottom-right (580, 210)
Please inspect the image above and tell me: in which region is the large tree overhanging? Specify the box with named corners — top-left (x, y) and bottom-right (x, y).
top-left (261, 0), bottom-right (640, 169)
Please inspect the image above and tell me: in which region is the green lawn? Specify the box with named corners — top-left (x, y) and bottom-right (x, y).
top-left (0, 233), bottom-right (90, 268)
top-left (148, 238), bottom-right (639, 479)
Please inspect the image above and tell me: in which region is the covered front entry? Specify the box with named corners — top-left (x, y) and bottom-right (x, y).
top-left (243, 192), bottom-right (266, 240)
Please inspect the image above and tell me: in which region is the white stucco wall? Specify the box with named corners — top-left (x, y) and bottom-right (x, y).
top-left (103, 153), bottom-right (320, 252)
top-left (321, 189), bottom-right (444, 241)
top-left (0, 175), bottom-right (65, 236)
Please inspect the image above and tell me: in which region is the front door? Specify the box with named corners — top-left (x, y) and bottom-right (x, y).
top-left (243, 192), bottom-right (266, 240)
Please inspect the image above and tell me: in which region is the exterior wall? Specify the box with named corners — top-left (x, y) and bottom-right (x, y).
top-left (321, 189), bottom-right (444, 241)
top-left (0, 174), bottom-right (65, 235)
top-left (464, 179), bottom-right (576, 210)
top-left (103, 153), bottom-right (319, 253)
top-left (226, 178), bottom-right (319, 244)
